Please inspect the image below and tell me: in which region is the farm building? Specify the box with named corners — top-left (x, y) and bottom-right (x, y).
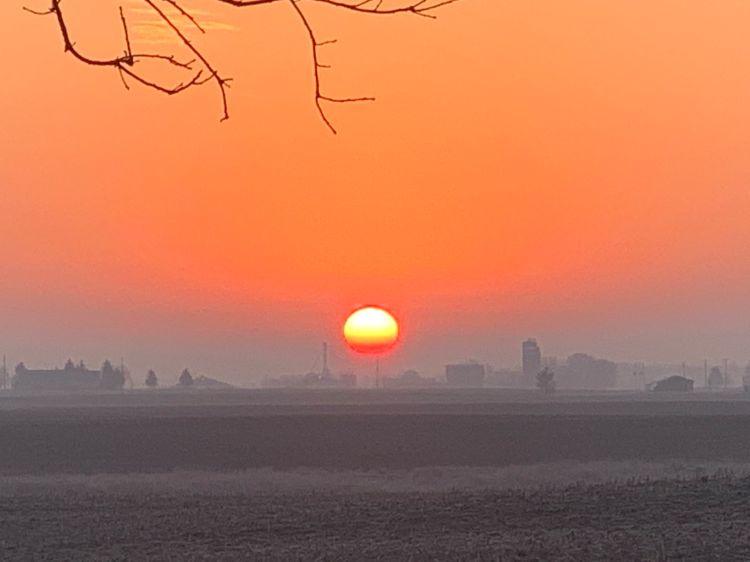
top-left (651, 375), bottom-right (694, 392)
top-left (445, 363), bottom-right (485, 387)
top-left (13, 359), bottom-right (126, 392)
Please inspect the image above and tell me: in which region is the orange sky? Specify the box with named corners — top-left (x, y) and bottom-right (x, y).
top-left (1, 1), bottom-right (750, 383)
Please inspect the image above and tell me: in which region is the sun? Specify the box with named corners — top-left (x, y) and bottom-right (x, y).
top-left (343, 306), bottom-right (400, 354)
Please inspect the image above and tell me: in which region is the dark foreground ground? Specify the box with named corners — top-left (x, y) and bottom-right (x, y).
top-left (3, 390), bottom-right (750, 560)
top-left (2, 389), bottom-right (750, 472)
top-left (2, 412), bottom-right (750, 473)
top-left (2, 472), bottom-right (750, 560)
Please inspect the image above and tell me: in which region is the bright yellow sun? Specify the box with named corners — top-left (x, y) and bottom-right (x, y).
top-left (343, 306), bottom-right (400, 354)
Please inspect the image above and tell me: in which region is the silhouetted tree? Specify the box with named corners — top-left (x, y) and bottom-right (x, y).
top-left (145, 369), bottom-right (159, 388)
top-left (536, 367), bottom-right (555, 394)
top-left (24, 0), bottom-right (457, 132)
top-left (178, 368), bottom-right (194, 387)
top-left (708, 366), bottom-right (724, 390)
top-left (101, 359), bottom-right (126, 390)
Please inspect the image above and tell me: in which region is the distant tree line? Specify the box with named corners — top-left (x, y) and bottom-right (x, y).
top-left (144, 368), bottom-right (193, 388)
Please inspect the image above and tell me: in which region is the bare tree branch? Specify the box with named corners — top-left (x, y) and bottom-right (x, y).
top-left (27, 0), bottom-right (206, 97)
top-left (143, 0), bottom-right (232, 120)
top-left (288, 0), bottom-right (374, 134)
top-left (27, 0), bottom-right (457, 131)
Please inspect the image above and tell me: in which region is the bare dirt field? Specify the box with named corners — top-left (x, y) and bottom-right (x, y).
top-left (1, 411), bottom-right (750, 473)
top-left (2, 468), bottom-right (750, 561)
top-left (2, 390), bottom-right (750, 560)
top-left (2, 390), bottom-right (750, 473)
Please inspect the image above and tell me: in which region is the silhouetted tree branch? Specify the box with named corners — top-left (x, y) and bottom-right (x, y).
top-left (26, 0), bottom-right (458, 132)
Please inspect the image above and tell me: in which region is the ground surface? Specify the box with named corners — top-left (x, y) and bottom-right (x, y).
top-left (2, 389), bottom-right (750, 560)
top-left (2, 471), bottom-right (750, 561)
top-left (2, 389), bottom-right (750, 473)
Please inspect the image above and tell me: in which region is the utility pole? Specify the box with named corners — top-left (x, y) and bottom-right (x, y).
top-left (724, 358), bottom-right (729, 389)
top-left (0, 355), bottom-right (7, 391)
top-left (704, 360), bottom-right (708, 389)
top-left (322, 342), bottom-right (330, 377)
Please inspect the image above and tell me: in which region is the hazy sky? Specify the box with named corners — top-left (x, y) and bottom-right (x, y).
top-left (1, 1), bottom-right (750, 384)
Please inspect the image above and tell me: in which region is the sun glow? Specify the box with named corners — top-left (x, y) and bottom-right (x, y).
top-left (343, 306), bottom-right (400, 354)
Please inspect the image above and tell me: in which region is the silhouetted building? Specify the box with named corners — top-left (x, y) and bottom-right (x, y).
top-left (384, 369), bottom-right (437, 389)
top-left (264, 370), bottom-right (356, 389)
top-left (13, 360), bottom-right (101, 392)
top-left (651, 375), bottom-right (694, 392)
top-left (264, 372), bottom-right (356, 389)
top-left (12, 359), bottom-right (127, 392)
top-left (192, 375), bottom-right (233, 389)
top-left (557, 353), bottom-right (617, 389)
top-left (522, 339), bottom-right (542, 377)
top-left (445, 363), bottom-right (485, 387)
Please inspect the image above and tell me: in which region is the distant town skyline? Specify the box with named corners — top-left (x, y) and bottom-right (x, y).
top-left (3, 332), bottom-right (750, 389)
